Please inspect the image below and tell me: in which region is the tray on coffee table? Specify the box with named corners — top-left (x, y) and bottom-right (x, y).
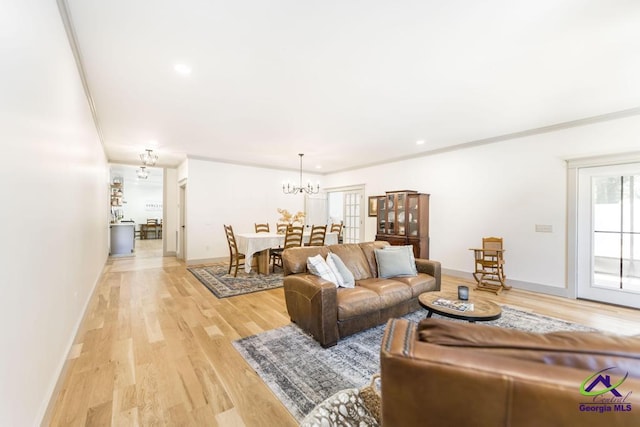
top-left (418, 290), bottom-right (502, 322)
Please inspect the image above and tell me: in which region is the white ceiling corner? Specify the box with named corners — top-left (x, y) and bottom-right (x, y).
top-left (63, 0), bottom-right (640, 173)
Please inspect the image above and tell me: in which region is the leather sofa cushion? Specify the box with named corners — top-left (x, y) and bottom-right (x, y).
top-left (357, 278), bottom-right (412, 309)
top-left (357, 241), bottom-right (390, 278)
top-left (391, 274), bottom-right (437, 297)
top-left (283, 246), bottom-right (330, 274)
top-left (327, 244), bottom-right (373, 280)
top-left (337, 287), bottom-right (381, 320)
top-left (418, 319), bottom-right (640, 374)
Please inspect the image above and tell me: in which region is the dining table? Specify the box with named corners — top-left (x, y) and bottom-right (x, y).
top-left (235, 231), bottom-right (339, 273)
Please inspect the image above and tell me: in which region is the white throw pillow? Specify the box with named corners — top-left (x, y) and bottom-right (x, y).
top-left (382, 245), bottom-right (418, 275)
top-left (325, 254), bottom-right (346, 287)
top-left (327, 252), bottom-right (355, 288)
top-left (307, 254), bottom-right (339, 286)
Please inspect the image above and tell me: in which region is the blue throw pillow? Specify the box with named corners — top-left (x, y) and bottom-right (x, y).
top-left (382, 245), bottom-right (418, 275)
top-left (374, 248), bottom-right (417, 279)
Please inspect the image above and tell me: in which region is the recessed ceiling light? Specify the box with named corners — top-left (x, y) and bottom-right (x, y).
top-left (174, 63), bottom-right (192, 75)
top-left (316, 165), bottom-right (322, 169)
top-left (416, 140), bottom-right (425, 145)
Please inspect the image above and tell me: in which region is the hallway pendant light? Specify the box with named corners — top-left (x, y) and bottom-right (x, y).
top-left (137, 166), bottom-right (149, 179)
top-left (140, 149), bottom-right (159, 166)
top-left (282, 153), bottom-right (320, 195)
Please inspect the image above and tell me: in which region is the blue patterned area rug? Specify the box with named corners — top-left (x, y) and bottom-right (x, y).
top-left (187, 263), bottom-right (283, 298)
top-left (232, 306), bottom-right (595, 421)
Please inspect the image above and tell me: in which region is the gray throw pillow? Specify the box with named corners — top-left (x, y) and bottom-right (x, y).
top-left (374, 248), bottom-right (417, 278)
top-left (327, 252), bottom-right (355, 288)
top-left (382, 245), bottom-right (418, 275)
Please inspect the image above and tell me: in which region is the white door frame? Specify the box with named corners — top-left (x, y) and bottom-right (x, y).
top-left (325, 184), bottom-right (365, 243)
top-left (568, 153), bottom-right (640, 308)
top-left (178, 180), bottom-right (187, 261)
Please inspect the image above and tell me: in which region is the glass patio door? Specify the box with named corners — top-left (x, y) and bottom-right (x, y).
top-left (577, 163), bottom-right (640, 308)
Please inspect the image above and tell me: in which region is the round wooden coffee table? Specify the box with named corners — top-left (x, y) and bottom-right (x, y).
top-left (418, 290), bottom-right (502, 322)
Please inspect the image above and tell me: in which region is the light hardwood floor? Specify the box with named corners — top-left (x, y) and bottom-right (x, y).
top-left (46, 241), bottom-right (640, 426)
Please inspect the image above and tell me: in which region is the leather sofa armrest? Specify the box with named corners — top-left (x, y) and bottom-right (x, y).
top-left (415, 258), bottom-right (441, 290)
top-left (283, 274), bottom-right (339, 347)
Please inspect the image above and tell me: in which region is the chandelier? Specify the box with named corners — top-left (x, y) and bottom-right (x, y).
top-left (140, 149), bottom-right (159, 166)
top-left (136, 166), bottom-right (149, 179)
top-left (283, 153), bottom-right (320, 195)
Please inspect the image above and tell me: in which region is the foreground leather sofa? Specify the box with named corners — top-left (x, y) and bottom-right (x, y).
top-left (381, 318), bottom-right (640, 427)
top-left (282, 241), bottom-right (441, 347)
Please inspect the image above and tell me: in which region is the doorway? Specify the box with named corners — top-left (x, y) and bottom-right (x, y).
top-left (327, 186), bottom-right (365, 243)
top-left (576, 162), bottom-right (640, 308)
top-left (109, 163), bottom-right (164, 256)
top-left (178, 181), bottom-right (187, 261)
top-left (305, 192), bottom-right (328, 227)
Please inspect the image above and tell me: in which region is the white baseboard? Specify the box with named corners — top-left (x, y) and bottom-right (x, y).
top-left (442, 268), bottom-right (570, 298)
top-left (186, 256), bottom-right (226, 265)
top-left (40, 254), bottom-right (110, 426)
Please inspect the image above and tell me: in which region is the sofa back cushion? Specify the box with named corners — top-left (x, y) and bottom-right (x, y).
top-left (327, 243), bottom-right (374, 280)
top-left (357, 241), bottom-right (390, 278)
top-left (418, 318), bottom-right (640, 375)
top-left (283, 246), bottom-right (331, 275)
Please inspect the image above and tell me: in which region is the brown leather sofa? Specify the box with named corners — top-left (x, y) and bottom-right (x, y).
top-left (381, 317), bottom-right (640, 427)
top-left (282, 241), bottom-right (441, 347)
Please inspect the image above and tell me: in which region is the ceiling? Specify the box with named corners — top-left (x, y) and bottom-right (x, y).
top-left (110, 163), bottom-right (163, 187)
top-left (64, 0), bottom-right (640, 173)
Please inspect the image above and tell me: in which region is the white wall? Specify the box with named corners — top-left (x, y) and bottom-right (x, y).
top-left (185, 158), bottom-right (321, 262)
top-left (0, 1), bottom-right (109, 425)
top-left (118, 179), bottom-right (163, 224)
top-left (325, 114), bottom-right (640, 293)
top-left (109, 164), bottom-right (164, 224)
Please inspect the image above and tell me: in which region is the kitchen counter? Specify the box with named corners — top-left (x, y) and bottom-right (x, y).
top-left (110, 223), bottom-right (135, 256)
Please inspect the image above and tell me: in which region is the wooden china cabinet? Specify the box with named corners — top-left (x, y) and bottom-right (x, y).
top-left (375, 190), bottom-right (430, 259)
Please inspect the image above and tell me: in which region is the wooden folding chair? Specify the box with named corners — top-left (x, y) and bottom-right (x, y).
top-left (470, 237), bottom-right (510, 294)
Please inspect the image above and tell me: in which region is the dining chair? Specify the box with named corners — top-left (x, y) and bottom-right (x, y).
top-left (271, 225), bottom-right (304, 271)
top-left (145, 218), bottom-right (158, 239)
top-left (224, 224), bottom-right (246, 277)
top-left (330, 221), bottom-right (344, 243)
top-left (255, 223), bottom-right (270, 233)
top-left (276, 222), bottom-right (289, 234)
top-left (306, 224), bottom-right (327, 246)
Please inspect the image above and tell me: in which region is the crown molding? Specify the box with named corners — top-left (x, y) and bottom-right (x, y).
top-left (56, 0), bottom-right (107, 157)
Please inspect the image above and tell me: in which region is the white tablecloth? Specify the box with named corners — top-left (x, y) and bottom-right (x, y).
top-left (236, 231), bottom-right (338, 273)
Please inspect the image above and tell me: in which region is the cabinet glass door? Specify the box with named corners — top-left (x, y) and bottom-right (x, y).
top-left (397, 193), bottom-right (406, 236)
top-left (377, 197), bottom-right (387, 234)
top-left (387, 194), bottom-right (395, 234)
top-left (408, 194), bottom-right (419, 237)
